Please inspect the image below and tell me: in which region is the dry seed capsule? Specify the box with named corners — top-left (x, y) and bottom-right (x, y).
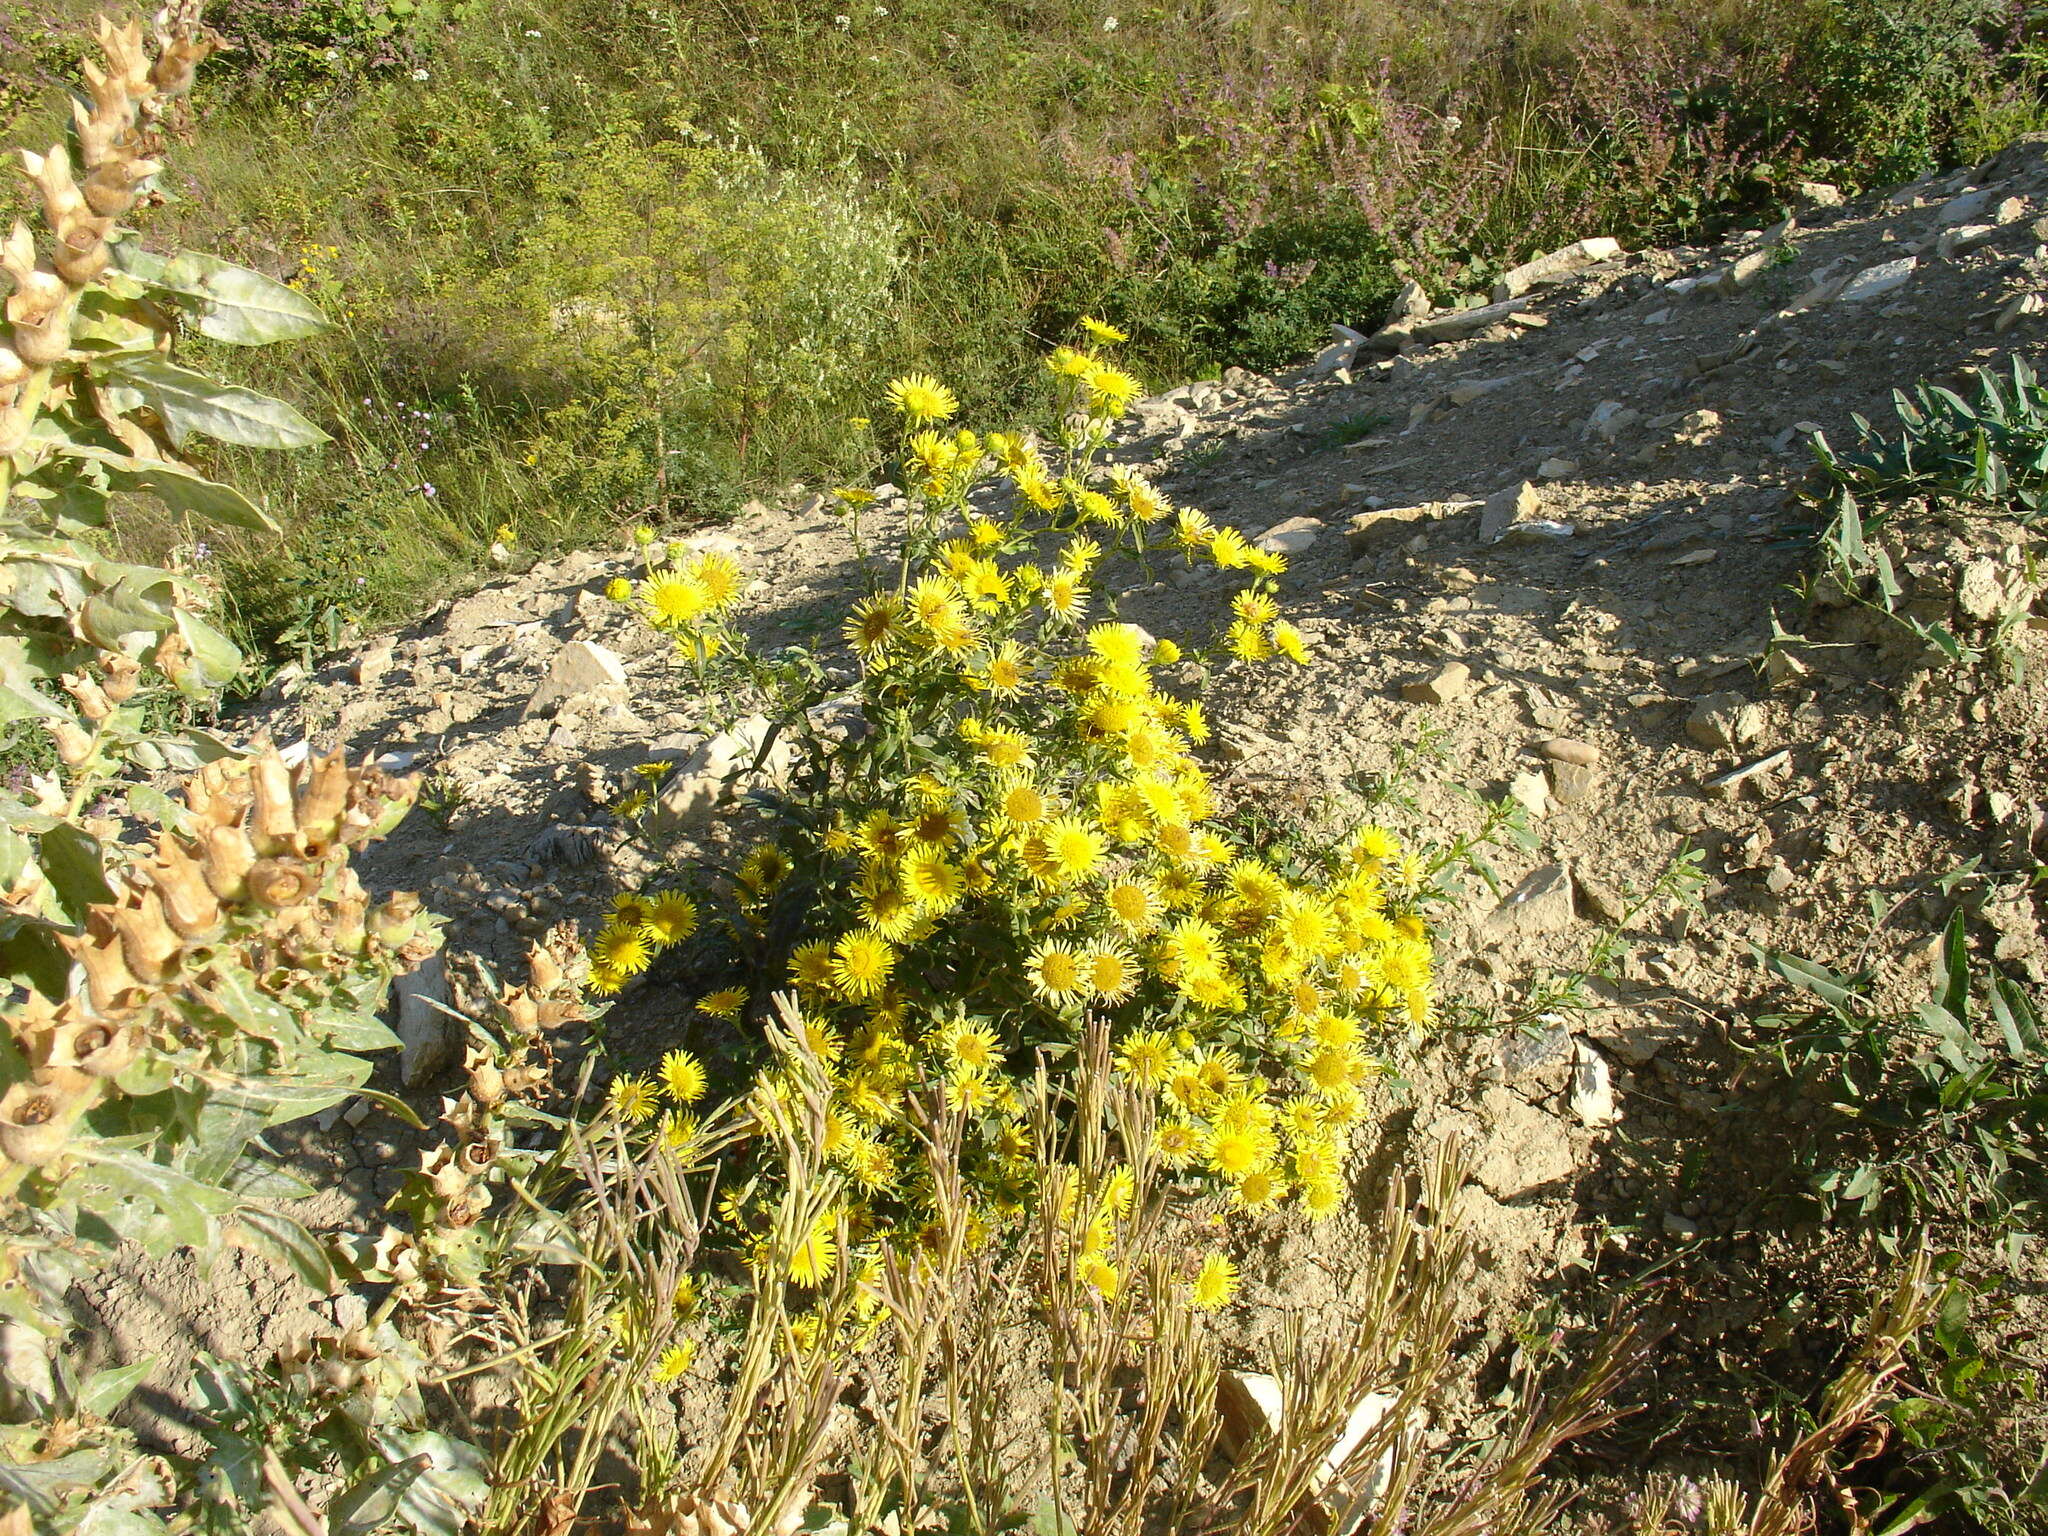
top-left (0, 1080), bottom-right (88, 1166)
top-left (249, 754), bottom-right (298, 854)
top-left (112, 891), bottom-right (183, 982)
top-left (245, 857), bottom-right (315, 911)
top-left (200, 824), bottom-right (257, 901)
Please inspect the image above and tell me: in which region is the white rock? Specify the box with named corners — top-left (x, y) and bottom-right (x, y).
top-left (1509, 770), bottom-right (1550, 818)
top-left (1570, 1040), bottom-right (1619, 1126)
top-left (1795, 180), bottom-right (1844, 207)
top-left (526, 639), bottom-right (627, 717)
top-left (1502, 519), bottom-right (1575, 544)
top-left (1584, 400), bottom-right (1640, 442)
top-left (1384, 279), bottom-right (1433, 326)
top-left (1995, 292), bottom-right (2046, 333)
top-left (394, 953), bottom-right (459, 1088)
top-left (1255, 515), bottom-right (1323, 554)
top-left (1936, 223), bottom-right (1999, 258)
top-left (1932, 187), bottom-right (1996, 226)
top-left (1492, 236), bottom-right (1623, 301)
top-left (1482, 863), bottom-right (1575, 939)
top-left (1837, 257), bottom-right (1917, 304)
top-left (1537, 457), bottom-right (1580, 479)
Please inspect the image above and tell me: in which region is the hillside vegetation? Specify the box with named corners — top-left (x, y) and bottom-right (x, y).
top-left (2, 0), bottom-right (2043, 661)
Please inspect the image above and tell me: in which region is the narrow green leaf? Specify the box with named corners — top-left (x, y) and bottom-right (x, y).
top-left (76, 1356), bottom-right (156, 1419)
top-left (233, 1206), bottom-right (337, 1293)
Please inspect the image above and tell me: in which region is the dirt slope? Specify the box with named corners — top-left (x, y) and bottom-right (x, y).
top-left (84, 139), bottom-right (2048, 1492)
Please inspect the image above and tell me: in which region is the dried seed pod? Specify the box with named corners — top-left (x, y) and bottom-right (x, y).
top-left (47, 719), bottom-right (94, 767)
top-left (456, 1137), bottom-right (497, 1174)
top-left (419, 1145), bottom-right (473, 1202)
top-left (293, 750), bottom-right (352, 849)
top-left (245, 857), bottom-right (314, 911)
top-left (200, 823), bottom-right (257, 901)
top-left (102, 654), bottom-right (141, 704)
top-left (249, 752), bottom-right (298, 854)
top-left (38, 1017), bottom-right (142, 1079)
top-left (0, 1079), bottom-right (90, 1166)
top-left (69, 907), bottom-right (143, 1015)
top-left (60, 671), bottom-right (113, 721)
top-left (466, 1053), bottom-right (505, 1107)
top-left (112, 890), bottom-right (183, 982)
top-left (95, 17), bottom-right (154, 98)
top-left (147, 842), bottom-right (221, 937)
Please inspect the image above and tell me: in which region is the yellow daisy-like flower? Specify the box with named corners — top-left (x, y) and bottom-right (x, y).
top-left (653, 1341), bottom-right (696, 1385)
top-left (959, 558), bottom-right (1012, 610)
top-left (1042, 570), bottom-right (1087, 623)
top-left (587, 964), bottom-right (626, 997)
top-left (902, 848), bottom-right (965, 909)
top-left (1040, 815), bottom-right (1106, 886)
top-left (1226, 621), bottom-right (1272, 662)
top-left (998, 780), bottom-right (1052, 826)
top-left (1183, 701), bottom-right (1210, 744)
top-left (1081, 1256), bottom-right (1121, 1299)
top-left (788, 1213), bottom-right (839, 1287)
top-left (1084, 363), bottom-right (1143, 416)
top-left (697, 987), bottom-right (749, 1020)
top-left (1298, 1174), bottom-right (1344, 1220)
top-left (885, 373), bottom-right (958, 425)
top-left (605, 576), bottom-right (632, 602)
top-left (594, 923), bottom-right (653, 977)
top-left (1231, 589), bottom-right (1279, 626)
top-left (1232, 1166), bottom-right (1287, 1211)
top-left (1209, 527), bottom-right (1253, 569)
top-left (1189, 1252), bottom-right (1238, 1310)
top-left (973, 641), bottom-right (1029, 694)
top-left (790, 939), bottom-right (836, 991)
top-left (1079, 315), bottom-right (1129, 344)
top-left (1105, 878), bottom-right (1161, 933)
top-left (845, 593), bottom-right (906, 659)
top-left (978, 728), bottom-right (1032, 771)
top-left (1046, 345), bottom-right (1092, 378)
top-left (1271, 620), bottom-right (1309, 664)
top-left (1026, 941), bottom-right (1089, 1004)
top-left (659, 1049), bottom-right (708, 1104)
top-left (607, 1074), bottom-right (659, 1124)
top-left (942, 1022), bottom-right (1000, 1074)
top-left (1153, 1119), bottom-right (1202, 1169)
top-left (1114, 1029), bottom-right (1174, 1087)
top-left (642, 572), bottom-right (710, 627)
top-left (830, 930), bottom-right (897, 1000)
top-left (1085, 946), bottom-right (1140, 1003)
top-left (1206, 1124), bottom-right (1271, 1181)
top-left (637, 890), bottom-right (700, 947)
top-left (686, 550), bottom-right (745, 609)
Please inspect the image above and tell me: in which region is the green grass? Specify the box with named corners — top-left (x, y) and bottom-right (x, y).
top-left (5, 0), bottom-right (2044, 669)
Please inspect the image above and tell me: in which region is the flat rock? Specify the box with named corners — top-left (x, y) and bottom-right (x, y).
top-left (1837, 257), bottom-right (1917, 304)
top-left (1547, 760), bottom-right (1600, 804)
top-left (1479, 481), bottom-right (1543, 544)
top-left (526, 639), bottom-right (627, 717)
top-left (1584, 1010), bottom-right (1691, 1066)
top-left (1401, 662), bottom-right (1472, 705)
top-left (645, 713), bottom-right (797, 835)
top-left (1492, 237), bottom-right (1623, 302)
top-left (1570, 1040), bottom-right (1619, 1127)
top-left (393, 952), bottom-right (458, 1087)
top-left (1472, 1088), bottom-right (1578, 1200)
top-left (1537, 736), bottom-right (1601, 766)
top-left (1482, 862), bottom-right (1575, 940)
top-left (1255, 515), bottom-right (1323, 554)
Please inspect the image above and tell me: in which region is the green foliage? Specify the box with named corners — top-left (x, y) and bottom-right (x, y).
top-left (1813, 354), bottom-right (2048, 521)
top-left (1752, 911), bottom-right (2046, 1243)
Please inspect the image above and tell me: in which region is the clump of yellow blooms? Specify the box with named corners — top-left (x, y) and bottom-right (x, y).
top-left (587, 323), bottom-right (1445, 1274)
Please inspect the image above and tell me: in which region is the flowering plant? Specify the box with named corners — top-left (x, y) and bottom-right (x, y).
top-left (587, 324), bottom-right (1446, 1281)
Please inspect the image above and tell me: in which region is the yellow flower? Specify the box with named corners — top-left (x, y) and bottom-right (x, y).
top-left (1105, 878), bottom-right (1161, 933)
top-left (789, 1213), bottom-right (839, 1287)
top-left (1189, 1252), bottom-right (1237, 1310)
top-left (1041, 815), bottom-right (1107, 886)
top-left (1084, 363), bottom-right (1142, 416)
top-left (587, 964), bottom-right (626, 997)
top-left (999, 780), bottom-right (1051, 826)
top-left (639, 890), bottom-right (700, 946)
top-left (1231, 1167), bottom-right (1287, 1211)
top-left (660, 1049), bottom-right (709, 1104)
top-left (1046, 345), bottom-right (1092, 378)
top-left (1271, 620), bottom-right (1309, 664)
top-left (1027, 941), bottom-right (1088, 1004)
top-left (1042, 570), bottom-right (1087, 623)
top-left (1080, 315), bottom-right (1129, 344)
top-left (605, 576), bottom-right (632, 601)
top-left (942, 1022), bottom-right (999, 1074)
top-left (697, 988), bottom-right (749, 1020)
top-left (830, 930), bottom-right (897, 1000)
top-left (978, 728), bottom-right (1032, 770)
top-left (845, 593), bottom-right (906, 659)
top-left (594, 923), bottom-right (653, 977)
top-left (1152, 638), bottom-right (1181, 665)
top-left (1086, 946), bottom-right (1140, 1003)
top-left (652, 1341), bottom-right (696, 1385)
top-left (643, 572), bottom-right (710, 627)
top-left (1226, 621), bottom-right (1272, 661)
top-left (1183, 701), bottom-right (1210, 744)
top-left (1298, 1174), bottom-right (1344, 1220)
top-left (1154, 1120), bottom-right (1202, 1168)
top-left (1084, 622), bottom-right (1146, 669)
top-left (1081, 1256), bottom-right (1121, 1299)
top-left (902, 848), bottom-right (964, 909)
top-left (1231, 589), bottom-right (1279, 626)
top-left (1114, 1028), bottom-right (1174, 1087)
top-left (1209, 527), bottom-right (1253, 568)
top-left (608, 1074), bottom-right (659, 1123)
top-left (959, 557), bottom-right (1012, 610)
top-left (885, 373), bottom-right (959, 425)
top-left (686, 549), bottom-right (745, 609)
top-left (790, 939), bottom-right (836, 991)
top-left (1206, 1125), bottom-right (1271, 1180)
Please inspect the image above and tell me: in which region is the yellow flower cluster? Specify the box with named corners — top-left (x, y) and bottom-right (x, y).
top-left (606, 540), bottom-right (749, 665)
top-left (590, 328), bottom-right (1443, 1260)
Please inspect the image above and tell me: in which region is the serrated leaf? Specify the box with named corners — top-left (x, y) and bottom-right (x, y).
top-left (105, 356), bottom-right (328, 450)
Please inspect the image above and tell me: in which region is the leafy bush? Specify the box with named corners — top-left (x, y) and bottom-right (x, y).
top-left (585, 333), bottom-right (1452, 1271)
top-left (0, 13), bottom-right (437, 1511)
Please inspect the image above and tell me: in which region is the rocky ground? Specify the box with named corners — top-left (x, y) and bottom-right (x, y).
top-left (80, 137), bottom-right (2048, 1505)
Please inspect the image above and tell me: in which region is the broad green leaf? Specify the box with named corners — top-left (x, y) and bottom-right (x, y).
top-left (0, 918), bottom-right (73, 999)
top-left (43, 440), bottom-right (279, 532)
top-left (115, 246), bottom-right (327, 345)
top-left (38, 822), bottom-right (113, 919)
top-left (332, 1457), bottom-right (431, 1536)
top-left (174, 609), bottom-right (245, 690)
top-left (105, 356), bottom-right (328, 450)
top-left (1937, 908), bottom-right (1971, 1023)
top-left (225, 1155), bottom-right (317, 1201)
top-left (307, 1005), bottom-right (403, 1054)
top-left (74, 1148), bottom-right (235, 1252)
top-left (76, 1355), bottom-right (157, 1418)
top-left (233, 1206), bottom-right (337, 1292)
top-left (78, 570), bottom-right (177, 651)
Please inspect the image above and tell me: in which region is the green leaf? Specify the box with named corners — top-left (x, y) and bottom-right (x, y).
top-left (376, 1431), bottom-right (489, 1536)
top-left (104, 356), bottom-right (328, 450)
top-left (174, 609), bottom-right (245, 691)
top-left (39, 822), bottom-right (113, 920)
top-left (1937, 908), bottom-right (1971, 1023)
top-left (1762, 947), bottom-right (1863, 1013)
top-left (115, 246), bottom-right (328, 346)
top-left (76, 1356), bottom-right (157, 1419)
top-left (74, 1148), bottom-right (235, 1253)
top-left (78, 570), bottom-right (178, 651)
top-left (0, 917), bottom-right (72, 999)
top-left (43, 441), bottom-right (279, 533)
top-left (307, 1005), bottom-right (403, 1054)
top-left (331, 1456), bottom-right (431, 1536)
top-left (233, 1206), bottom-right (337, 1292)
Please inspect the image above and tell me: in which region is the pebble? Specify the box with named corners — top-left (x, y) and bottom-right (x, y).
top-left (1401, 663), bottom-right (1473, 705)
top-left (1537, 737), bottom-right (1601, 767)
